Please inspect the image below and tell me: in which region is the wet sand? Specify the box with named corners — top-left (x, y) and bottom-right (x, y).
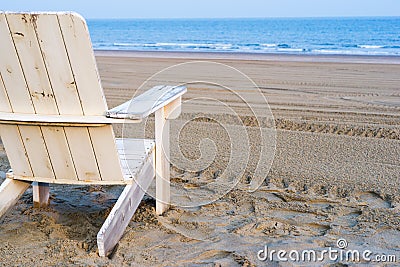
top-left (0, 51), bottom-right (399, 266)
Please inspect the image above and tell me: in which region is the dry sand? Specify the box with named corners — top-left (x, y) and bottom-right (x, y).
top-left (0, 51), bottom-right (399, 266)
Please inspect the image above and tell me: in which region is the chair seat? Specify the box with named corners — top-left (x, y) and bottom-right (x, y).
top-left (116, 138), bottom-right (155, 181)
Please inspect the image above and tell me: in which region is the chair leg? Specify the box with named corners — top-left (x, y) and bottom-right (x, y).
top-left (0, 178), bottom-right (31, 219)
top-left (155, 107), bottom-right (170, 215)
top-left (32, 182), bottom-right (50, 208)
top-left (97, 157), bottom-right (154, 257)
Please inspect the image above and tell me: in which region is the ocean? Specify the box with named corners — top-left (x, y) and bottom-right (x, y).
top-left (87, 17), bottom-right (400, 56)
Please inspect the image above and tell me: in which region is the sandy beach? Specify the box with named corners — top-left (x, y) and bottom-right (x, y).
top-left (0, 51), bottom-right (399, 266)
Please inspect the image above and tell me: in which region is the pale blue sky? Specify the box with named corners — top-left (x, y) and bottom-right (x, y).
top-left (1, 0), bottom-right (399, 19)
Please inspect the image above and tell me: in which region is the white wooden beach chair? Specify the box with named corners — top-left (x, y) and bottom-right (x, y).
top-left (0, 12), bottom-right (186, 257)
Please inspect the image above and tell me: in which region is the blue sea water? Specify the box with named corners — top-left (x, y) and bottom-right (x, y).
top-left (87, 17), bottom-right (400, 56)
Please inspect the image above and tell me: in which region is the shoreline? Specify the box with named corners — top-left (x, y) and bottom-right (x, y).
top-left (94, 49), bottom-right (400, 64)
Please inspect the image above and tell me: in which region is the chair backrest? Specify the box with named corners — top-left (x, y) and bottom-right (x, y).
top-left (0, 12), bottom-right (124, 183)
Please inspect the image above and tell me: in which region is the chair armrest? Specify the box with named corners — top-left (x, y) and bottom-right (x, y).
top-left (106, 85), bottom-right (186, 120)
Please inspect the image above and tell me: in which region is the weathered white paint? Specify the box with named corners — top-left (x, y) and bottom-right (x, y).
top-left (107, 85), bottom-right (186, 119)
top-left (155, 107), bottom-right (171, 215)
top-left (0, 179), bottom-right (31, 219)
top-left (97, 154), bottom-right (155, 257)
top-left (0, 11), bottom-right (186, 257)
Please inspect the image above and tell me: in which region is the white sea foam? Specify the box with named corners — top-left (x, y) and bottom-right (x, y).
top-left (261, 43), bottom-right (278, 48)
top-left (105, 42), bottom-right (400, 56)
top-left (113, 42), bottom-right (234, 50)
top-left (358, 45), bottom-right (384, 49)
top-left (312, 49), bottom-right (394, 56)
top-left (113, 42), bottom-right (142, 46)
top-left (276, 48), bottom-right (305, 52)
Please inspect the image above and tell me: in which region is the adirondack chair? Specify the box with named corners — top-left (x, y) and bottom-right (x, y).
top-left (0, 12), bottom-right (186, 257)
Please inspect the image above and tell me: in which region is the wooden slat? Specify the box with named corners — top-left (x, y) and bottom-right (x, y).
top-left (115, 139), bottom-right (155, 153)
top-left (57, 12), bottom-right (107, 116)
top-left (33, 13), bottom-right (83, 115)
top-left (0, 13), bottom-right (34, 114)
top-left (117, 150), bottom-right (149, 156)
top-left (0, 125), bottom-right (32, 177)
top-left (97, 154), bottom-right (155, 257)
top-left (89, 126), bottom-right (124, 181)
top-left (119, 154), bottom-right (147, 160)
top-left (107, 85), bottom-right (187, 119)
top-left (120, 159), bottom-right (144, 173)
top-left (41, 127), bottom-right (77, 180)
top-left (64, 127), bottom-right (101, 181)
top-left (0, 179), bottom-right (31, 219)
top-left (18, 125), bottom-right (54, 179)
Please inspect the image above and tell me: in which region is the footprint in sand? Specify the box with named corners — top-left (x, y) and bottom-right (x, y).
top-left (252, 191), bottom-right (286, 202)
top-left (356, 191), bottom-right (391, 209)
top-left (265, 209), bottom-right (330, 236)
top-left (331, 209), bottom-right (362, 228)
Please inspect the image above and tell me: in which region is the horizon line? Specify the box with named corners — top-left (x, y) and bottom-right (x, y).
top-left (86, 15), bottom-right (400, 20)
